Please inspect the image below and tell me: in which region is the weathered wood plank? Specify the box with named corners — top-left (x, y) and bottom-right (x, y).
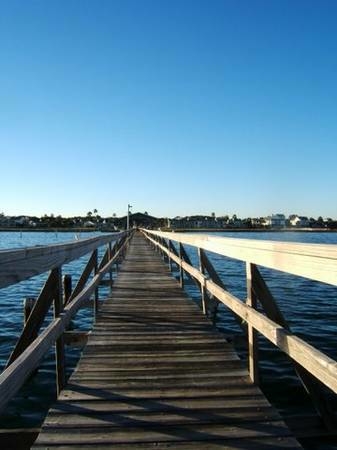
top-left (32, 438), bottom-right (301, 449)
top-left (57, 385), bottom-right (266, 402)
top-left (34, 421), bottom-right (294, 444)
top-left (43, 407), bottom-right (281, 427)
top-left (48, 395), bottom-right (272, 413)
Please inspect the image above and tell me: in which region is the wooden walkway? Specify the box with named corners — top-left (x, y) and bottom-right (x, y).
top-left (33, 232), bottom-right (301, 449)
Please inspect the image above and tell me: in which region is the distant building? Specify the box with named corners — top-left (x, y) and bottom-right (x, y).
top-left (14, 216), bottom-right (30, 227)
top-left (289, 215), bottom-right (310, 227)
top-left (251, 217), bottom-right (265, 228)
top-left (0, 215), bottom-right (10, 227)
top-left (169, 215), bottom-right (219, 229)
top-left (264, 214), bottom-right (286, 228)
top-left (227, 217), bottom-right (242, 228)
top-left (83, 220), bottom-right (95, 227)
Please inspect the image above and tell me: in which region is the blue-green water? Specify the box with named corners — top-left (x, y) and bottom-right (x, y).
top-left (1, 231), bottom-right (337, 444)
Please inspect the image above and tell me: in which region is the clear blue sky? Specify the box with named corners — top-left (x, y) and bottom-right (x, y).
top-left (1, 0), bottom-right (337, 219)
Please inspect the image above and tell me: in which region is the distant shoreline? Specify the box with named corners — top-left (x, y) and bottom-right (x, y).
top-left (0, 227), bottom-right (114, 233)
top-left (0, 227), bottom-right (335, 233)
top-left (163, 227), bottom-right (336, 233)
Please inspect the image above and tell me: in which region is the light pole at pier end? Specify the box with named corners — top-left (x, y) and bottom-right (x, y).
top-left (127, 204), bottom-right (132, 230)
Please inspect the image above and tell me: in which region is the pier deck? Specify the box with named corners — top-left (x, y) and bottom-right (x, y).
top-left (33, 233), bottom-right (301, 448)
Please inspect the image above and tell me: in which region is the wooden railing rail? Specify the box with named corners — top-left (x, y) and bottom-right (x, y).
top-left (141, 228), bottom-right (337, 428)
top-left (0, 233), bottom-right (125, 290)
top-left (0, 230), bottom-right (133, 412)
top-left (142, 229), bottom-right (337, 286)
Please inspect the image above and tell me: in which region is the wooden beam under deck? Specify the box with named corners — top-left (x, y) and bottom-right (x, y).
top-left (33, 232), bottom-right (301, 449)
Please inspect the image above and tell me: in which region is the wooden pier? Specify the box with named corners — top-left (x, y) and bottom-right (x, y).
top-left (33, 233), bottom-right (300, 448)
top-left (2, 229), bottom-right (337, 448)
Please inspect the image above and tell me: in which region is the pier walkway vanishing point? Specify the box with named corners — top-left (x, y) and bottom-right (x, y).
top-left (33, 232), bottom-right (301, 449)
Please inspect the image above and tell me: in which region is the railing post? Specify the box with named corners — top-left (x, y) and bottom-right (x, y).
top-left (123, 236), bottom-right (127, 258)
top-left (246, 262), bottom-right (259, 384)
top-left (252, 264), bottom-right (337, 429)
top-left (54, 267), bottom-right (66, 396)
top-left (108, 242), bottom-right (113, 293)
top-left (160, 237), bottom-right (165, 259)
top-left (93, 249), bottom-right (99, 318)
top-left (63, 274), bottom-right (72, 306)
top-left (115, 243), bottom-right (119, 273)
top-left (198, 248), bottom-right (207, 315)
top-left (169, 240), bottom-right (179, 271)
top-left (23, 297), bottom-right (35, 325)
top-left (159, 237), bottom-right (169, 262)
top-left (168, 240), bottom-right (172, 272)
top-left (179, 243), bottom-right (184, 288)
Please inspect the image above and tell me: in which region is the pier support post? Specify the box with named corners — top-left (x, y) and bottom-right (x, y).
top-left (168, 240), bottom-right (172, 272)
top-left (63, 275), bottom-right (72, 306)
top-left (198, 248), bottom-right (207, 315)
top-left (23, 298), bottom-right (36, 325)
top-left (179, 243), bottom-right (184, 288)
top-left (159, 237), bottom-right (166, 260)
top-left (108, 243), bottom-right (113, 293)
top-left (93, 249), bottom-right (99, 318)
top-left (54, 267), bottom-right (66, 396)
top-left (246, 262), bottom-right (259, 384)
top-left (169, 241), bottom-right (179, 270)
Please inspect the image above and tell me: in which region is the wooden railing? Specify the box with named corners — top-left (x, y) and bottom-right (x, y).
top-left (141, 228), bottom-right (337, 428)
top-left (0, 230), bottom-right (133, 413)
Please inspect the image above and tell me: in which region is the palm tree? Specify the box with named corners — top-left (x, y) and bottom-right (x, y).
top-left (93, 209), bottom-right (99, 223)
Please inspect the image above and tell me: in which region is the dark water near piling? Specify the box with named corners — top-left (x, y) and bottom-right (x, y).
top-left (1, 231), bottom-right (337, 447)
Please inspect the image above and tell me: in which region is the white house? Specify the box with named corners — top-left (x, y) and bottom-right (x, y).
top-left (290, 215), bottom-right (310, 227)
top-left (264, 214), bottom-right (286, 228)
top-left (83, 220), bottom-right (95, 227)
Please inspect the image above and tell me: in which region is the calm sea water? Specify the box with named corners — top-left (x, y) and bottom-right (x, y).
top-left (1, 230), bottom-right (337, 447)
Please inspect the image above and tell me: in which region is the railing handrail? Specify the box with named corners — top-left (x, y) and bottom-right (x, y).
top-left (0, 230), bottom-right (133, 412)
top-left (142, 229), bottom-right (337, 286)
top-left (140, 228), bottom-right (337, 409)
top-left (0, 232), bottom-right (126, 289)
